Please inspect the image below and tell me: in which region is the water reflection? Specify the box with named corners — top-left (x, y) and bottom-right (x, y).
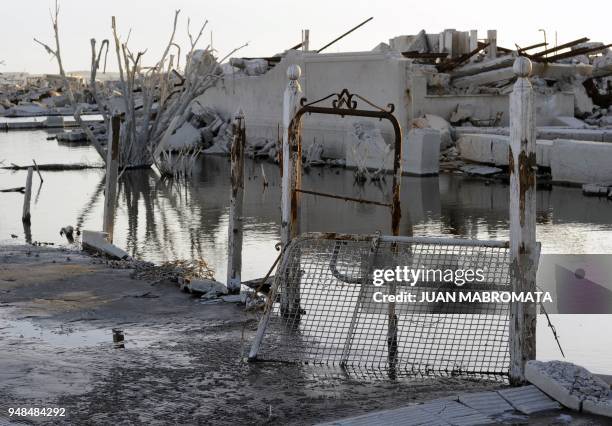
top-left (2, 130), bottom-right (612, 373)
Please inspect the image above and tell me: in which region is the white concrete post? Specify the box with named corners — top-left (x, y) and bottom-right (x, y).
top-left (281, 64), bottom-right (302, 248)
top-left (409, 74), bottom-right (427, 120)
top-left (509, 57), bottom-right (538, 385)
top-left (102, 115), bottom-right (120, 243)
top-left (487, 30), bottom-right (498, 60)
top-left (302, 30), bottom-right (310, 51)
top-left (469, 30), bottom-right (478, 61)
top-left (443, 29), bottom-right (455, 57)
top-left (227, 110), bottom-right (246, 294)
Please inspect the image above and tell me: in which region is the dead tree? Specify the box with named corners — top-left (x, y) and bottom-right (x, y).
top-left (34, 0), bottom-right (106, 161)
top-left (111, 11), bottom-right (247, 169)
top-left (36, 1), bottom-right (247, 171)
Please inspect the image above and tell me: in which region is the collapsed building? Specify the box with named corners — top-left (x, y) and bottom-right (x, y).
top-left (182, 28), bottom-right (612, 188)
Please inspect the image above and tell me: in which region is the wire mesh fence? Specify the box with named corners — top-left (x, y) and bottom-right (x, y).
top-left (249, 233), bottom-right (512, 379)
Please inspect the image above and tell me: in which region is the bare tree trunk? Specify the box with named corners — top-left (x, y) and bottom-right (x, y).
top-left (34, 0), bottom-right (106, 161)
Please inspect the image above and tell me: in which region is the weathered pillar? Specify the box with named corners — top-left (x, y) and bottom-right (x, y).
top-left (102, 115), bottom-right (120, 243)
top-left (22, 167), bottom-right (33, 223)
top-left (487, 30), bottom-right (498, 60)
top-left (302, 29), bottom-right (310, 51)
top-left (227, 110), bottom-right (246, 294)
top-left (469, 30), bottom-right (478, 61)
top-left (280, 64), bottom-right (302, 248)
top-left (280, 64), bottom-right (303, 319)
top-left (443, 29), bottom-right (455, 57)
top-left (508, 57), bottom-right (538, 385)
top-left (409, 74), bottom-right (427, 120)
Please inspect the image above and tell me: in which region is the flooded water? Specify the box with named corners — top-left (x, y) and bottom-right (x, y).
top-left (1, 128), bottom-right (612, 374)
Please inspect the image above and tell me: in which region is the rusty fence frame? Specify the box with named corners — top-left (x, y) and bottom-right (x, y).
top-left (287, 88), bottom-right (403, 237)
top-left (249, 232), bottom-right (517, 379)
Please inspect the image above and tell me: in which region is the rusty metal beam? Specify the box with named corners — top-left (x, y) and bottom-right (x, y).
top-left (437, 42), bottom-right (490, 73)
top-left (539, 43), bottom-right (612, 62)
top-left (402, 51), bottom-right (448, 59)
top-left (516, 41), bottom-right (548, 53)
top-left (317, 17), bottom-right (374, 53)
top-left (530, 37), bottom-right (590, 58)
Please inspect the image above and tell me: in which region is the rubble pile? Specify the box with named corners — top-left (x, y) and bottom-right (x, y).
top-left (528, 361), bottom-right (610, 403)
top-left (391, 29), bottom-right (612, 129)
top-left (0, 73), bottom-right (102, 117)
top-left (157, 101), bottom-right (235, 154)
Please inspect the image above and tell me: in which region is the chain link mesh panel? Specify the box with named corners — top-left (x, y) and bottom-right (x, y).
top-left (250, 233), bottom-right (512, 378)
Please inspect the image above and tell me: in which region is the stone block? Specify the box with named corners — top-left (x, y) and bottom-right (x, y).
top-left (457, 134), bottom-right (508, 165)
top-left (82, 230), bottom-right (129, 260)
top-left (188, 278), bottom-right (228, 299)
top-left (404, 128), bottom-right (440, 175)
top-left (551, 140), bottom-right (612, 184)
top-left (536, 139), bottom-right (553, 168)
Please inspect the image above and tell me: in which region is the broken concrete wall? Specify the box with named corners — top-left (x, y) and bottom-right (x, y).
top-left (195, 50), bottom-right (410, 160)
top-left (410, 75), bottom-right (574, 126)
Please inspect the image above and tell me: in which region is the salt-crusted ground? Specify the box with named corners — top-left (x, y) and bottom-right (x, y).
top-left (0, 245), bottom-right (608, 425)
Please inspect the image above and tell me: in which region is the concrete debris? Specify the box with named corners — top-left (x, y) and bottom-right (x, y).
top-left (228, 58), bottom-right (270, 76)
top-left (56, 130), bottom-right (87, 142)
top-left (404, 29), bottom-right (431, 53)
top-left (405, 128), bottom-right (440, 175)
top-left (202, 120), bottom-right (233, 154)
top-left (81, 230), bottom-right (129, 260)
top-left (0, 73), bottom-right (105, 117)
top-left (246, 137), bottom-right (277, 160)
top-left (159, 122), bottom-right (202, 151)
top-left (410, 114), bottom-right (453, 149)
top-left (184, 278), bottom-right (229, 299)
top-left (526, 360), bottom-right (611, 414)
top-left (449, 105), bottom-right (473, 125)
top-left (460, 164), bottom-right (502, 176)
top-left (582, 182), bottom-right (612, 196)
top-left (371, 42), bottom-right (391, 53)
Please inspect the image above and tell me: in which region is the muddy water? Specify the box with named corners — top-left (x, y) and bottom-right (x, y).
top-left (1, 128), bottom-right (612, 374)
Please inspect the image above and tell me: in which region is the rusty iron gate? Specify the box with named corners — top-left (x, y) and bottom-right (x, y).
top-left (249, 233), bottom-right (514, 379)
top-left (285, 88), bottom-right (403, 238)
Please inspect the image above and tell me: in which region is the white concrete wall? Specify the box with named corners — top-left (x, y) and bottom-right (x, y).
top-left (196, 50), bottom-right (410, 159)
top-left (414, 92), bottom-right (574, 127)
top-left (196, 49), bottom-right (574, 166)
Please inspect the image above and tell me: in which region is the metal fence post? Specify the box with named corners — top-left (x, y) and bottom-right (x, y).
top-left (509, 57), bottom-right (538, 385)
top-left (281, 64), bottom-right (302, 248)
top-left (227, 110), bottom-right (246, 294)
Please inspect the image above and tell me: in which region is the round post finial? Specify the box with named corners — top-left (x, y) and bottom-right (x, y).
top-left (287, 64), bottom-right (301, 81)
top-left (513, 57), bottom-right (532, 78)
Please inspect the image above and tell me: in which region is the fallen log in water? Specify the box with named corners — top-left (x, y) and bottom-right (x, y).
top-left (0, 187), bottom-right (25, 193)
top-left (2, 163), bottom-right (104, 171)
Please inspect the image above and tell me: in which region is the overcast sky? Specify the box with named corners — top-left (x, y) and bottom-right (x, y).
top-left (1, 0), bottom-right (610, 73)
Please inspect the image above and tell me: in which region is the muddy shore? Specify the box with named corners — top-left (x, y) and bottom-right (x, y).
top-left (0, 244), bottom-right (607, 425)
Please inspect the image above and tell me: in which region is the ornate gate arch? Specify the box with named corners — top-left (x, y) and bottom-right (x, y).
top-left (285, 88), bottom-right (403, 238)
